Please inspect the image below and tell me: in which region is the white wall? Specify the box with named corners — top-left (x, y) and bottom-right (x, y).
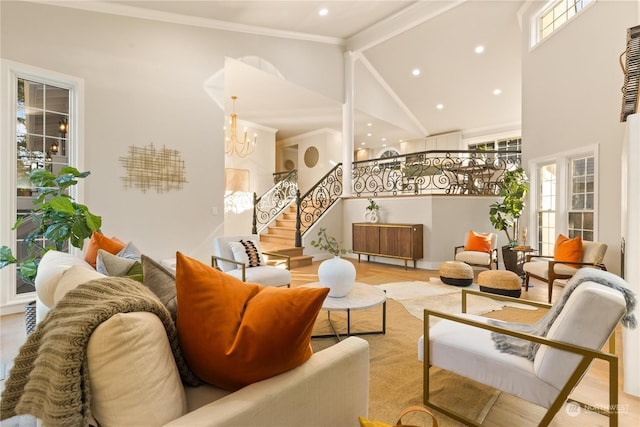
top-left (341, 195), bottom-right (501, 270)
top-left (521, 0), bottom-right (638, 275)
top-left (279, 129), bottom-right (342, 194)
top-left (0, 1), bottom-right (344, 268)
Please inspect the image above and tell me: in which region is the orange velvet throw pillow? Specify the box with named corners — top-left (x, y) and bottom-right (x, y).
top-left (174, 252), bottom-right (329, 391)
top-left (84, 231), bottom-right (126, 268)
top-left (464, 230), bottom-right (492, 253)
top-left (554, 234), bottom-right (583, 267)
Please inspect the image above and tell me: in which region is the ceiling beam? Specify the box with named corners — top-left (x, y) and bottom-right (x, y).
top-left (346, 0), bottom-right (466, 53)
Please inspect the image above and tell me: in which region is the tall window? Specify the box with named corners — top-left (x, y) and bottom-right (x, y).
top-left (537, 163), bottom-right (557, 255)
top-left (568, 156), bottom-right (595, 241)
top-left (15, 78), bottom-right (71, 294)
top-left (533, 0), bottom-right (595, 47)
top-left (1, 61), bottom-right (82, 309)
top-left (530, 146), bottom-right (598, 256)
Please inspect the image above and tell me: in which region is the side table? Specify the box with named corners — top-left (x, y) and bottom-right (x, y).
top-left (302, 282), bottom-right (386, 341)
top-left (510, 246), bottom-right (536, 287)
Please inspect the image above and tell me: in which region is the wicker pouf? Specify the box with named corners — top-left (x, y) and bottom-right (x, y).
top-left (439, 261), bottom-right (474, 287)
top-left (478, 270), bottom-right (521, 298)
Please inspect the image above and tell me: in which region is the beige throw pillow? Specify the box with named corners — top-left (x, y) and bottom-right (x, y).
top-left (87, 312), bottom-right (187, 426)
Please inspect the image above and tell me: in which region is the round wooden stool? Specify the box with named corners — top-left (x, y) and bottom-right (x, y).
top-left (478, 270), bottom-right (521, 297)
top-left (439, 261), bottom-right (474, 287)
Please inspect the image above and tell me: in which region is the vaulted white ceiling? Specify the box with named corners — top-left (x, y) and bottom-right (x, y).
top-left (66, 0), bottom-right (527, 148)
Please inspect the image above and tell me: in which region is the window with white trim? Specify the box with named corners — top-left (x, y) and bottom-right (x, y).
top-left (468, 137), bottom-right (522, 163)
top-left (568, 156), bottom-right (595, 241)
top-left (532, 0), bottom-right (595, 47)
top-left (1, 61), bottom-right (82, 309)
top-left (537, 162), bottom-right (557, 255)
top-left (529, 147), bottom-right (598, 256)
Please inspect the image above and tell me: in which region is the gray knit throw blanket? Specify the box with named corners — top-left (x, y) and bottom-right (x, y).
top-left (0, 277), bottom-right (200, 427)
top-left (489, 268), bottom-right (637, 361)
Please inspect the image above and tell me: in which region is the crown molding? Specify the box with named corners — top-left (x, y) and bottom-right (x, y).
top-left (25, 0), bottom-right (344, 45)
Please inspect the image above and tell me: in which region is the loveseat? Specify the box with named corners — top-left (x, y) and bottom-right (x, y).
top-left (11, 250), bottom-right (370, 427)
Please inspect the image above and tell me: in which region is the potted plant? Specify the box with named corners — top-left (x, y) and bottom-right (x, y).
top-left (310, 227), bottom-right (355, 297)
top-left (0, 167), bottom-right (102, 285)
top-left (365, 198), bottom-right (379, 223)
top-left (488, 167), bottom-right (529, 272)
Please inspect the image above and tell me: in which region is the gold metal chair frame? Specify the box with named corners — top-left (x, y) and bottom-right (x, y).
top-left (423, 289), bottom-right (618, 427)
top-left (211, 251), bottom-right (291, 286)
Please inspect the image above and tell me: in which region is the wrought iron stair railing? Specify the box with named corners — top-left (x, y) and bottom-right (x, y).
top-left (295, 163), bottom-right (343, 247)
top-left (251, 150), bottom-right (520, 247)
top-left (251, 169), bottom-right (298, 234)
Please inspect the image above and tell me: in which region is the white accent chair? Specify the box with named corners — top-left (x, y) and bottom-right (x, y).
top-left (454, 231), bottom-right (498, 270)
top-left (523, 241), bottom-right (607, 303)
top-left (418, 278), bottom-right (627, 427)
top-left (212, 235), bottom-right (291, 287)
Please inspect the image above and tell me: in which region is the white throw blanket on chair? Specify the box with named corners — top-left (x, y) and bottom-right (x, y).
top-left (489, 268), bottom-right (637, 361)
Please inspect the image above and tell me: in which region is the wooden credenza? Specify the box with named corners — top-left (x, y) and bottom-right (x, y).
top-left (352, 223), bottom-right (424, 269)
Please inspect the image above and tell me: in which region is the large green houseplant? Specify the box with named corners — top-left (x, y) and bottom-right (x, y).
top-left (489, 167), bottom-right (529, 272)
top-left (0, 167), bottom-right (102, 285)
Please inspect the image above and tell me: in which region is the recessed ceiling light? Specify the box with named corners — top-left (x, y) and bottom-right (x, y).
top-left (319, 8), bottom-right (328, 16)
top-left (412, 68), bottom-right (421, 77)
top-left (367, 122), bottom-right (372, 127)
top-left (493, 88), bottom-right (502, 95)
top-left (361, 142), bottom-right (366, 146)
top-left (381, 138), bottom-right (387, 142)
top-left (382, 144), bottom-right (387, 147)
top-left (475, 45), bottom-right (485, 54)
top-left (367, 133), bottom-right (372, 137)
top-left (436, 104), bottom-right (444, 110)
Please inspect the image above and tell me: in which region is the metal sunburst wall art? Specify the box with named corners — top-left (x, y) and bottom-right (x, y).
top-left (119, 143), bottom-right (187, 193)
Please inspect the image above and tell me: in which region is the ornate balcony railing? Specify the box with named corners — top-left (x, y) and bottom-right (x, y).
top-left (251, 169), bottom-right (298, 234)
top-left (295, 163), bottom-right (343, 246)
top-left (352, 150), bottom-right (521, 197)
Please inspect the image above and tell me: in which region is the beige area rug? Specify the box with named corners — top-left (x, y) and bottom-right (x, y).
top-left (312, 298), bottom-right (501, 427)
top-left (376, 278), bottom-right (536, 323)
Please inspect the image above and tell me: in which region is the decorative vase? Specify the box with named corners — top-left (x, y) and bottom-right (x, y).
top-left (365, 210), bottom-right (379, 223)
top-left (317, 256), bottom-right (356, 297)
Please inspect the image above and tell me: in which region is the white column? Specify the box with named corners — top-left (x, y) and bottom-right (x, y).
top-left (622, 113), bottom-right (640, 397)
top-left (342, 51), bottom-right (355, 197)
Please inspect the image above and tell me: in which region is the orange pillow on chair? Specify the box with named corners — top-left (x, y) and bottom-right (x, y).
top-left (84, 231), bottom-right (126, 268)
top-left (174, 252), bottom-right (329, 391)
top-left (554, 234), bottom-right (583, 267)
top-left (464, 230), bottom-right (492, 253)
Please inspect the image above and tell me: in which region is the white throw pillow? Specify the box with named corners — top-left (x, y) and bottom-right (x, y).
top-left (87, 312), bottom-right (187, 427)
top-left (229, 240), bottom-right (264, 268)
top-left (35, 251), bottom-right (95, 309)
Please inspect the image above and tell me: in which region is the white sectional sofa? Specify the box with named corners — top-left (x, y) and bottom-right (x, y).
top-left (27, 250), bottom-right (370, 427)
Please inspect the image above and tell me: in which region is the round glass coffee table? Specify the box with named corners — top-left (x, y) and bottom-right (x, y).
top-left (302, 282), bottom-right (386, 340)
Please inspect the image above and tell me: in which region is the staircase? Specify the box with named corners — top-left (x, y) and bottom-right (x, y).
top-left (259, 205), bottom-right (313, 269)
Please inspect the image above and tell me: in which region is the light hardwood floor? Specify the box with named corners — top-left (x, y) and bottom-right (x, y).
top-left (1, 259), bottom-right (639, 426)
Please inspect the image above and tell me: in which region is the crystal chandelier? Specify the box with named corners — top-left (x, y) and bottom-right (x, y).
top-left (225, 96), bottom-right (256, 158)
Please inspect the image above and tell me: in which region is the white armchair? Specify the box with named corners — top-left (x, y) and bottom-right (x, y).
top-left (418, 270), bottom-right (632, 426)
top-left (454, 231), bottom-right (498, 270)
top-left (523, 240), bottom-right (607, 303)
top-left (212, 235), bottom-right (291, 287)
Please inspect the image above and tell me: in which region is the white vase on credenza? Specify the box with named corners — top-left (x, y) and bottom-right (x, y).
top-left (364, 210), bottom-right (379, 223)
top-left (317, 256), bottom-right (356, 297)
